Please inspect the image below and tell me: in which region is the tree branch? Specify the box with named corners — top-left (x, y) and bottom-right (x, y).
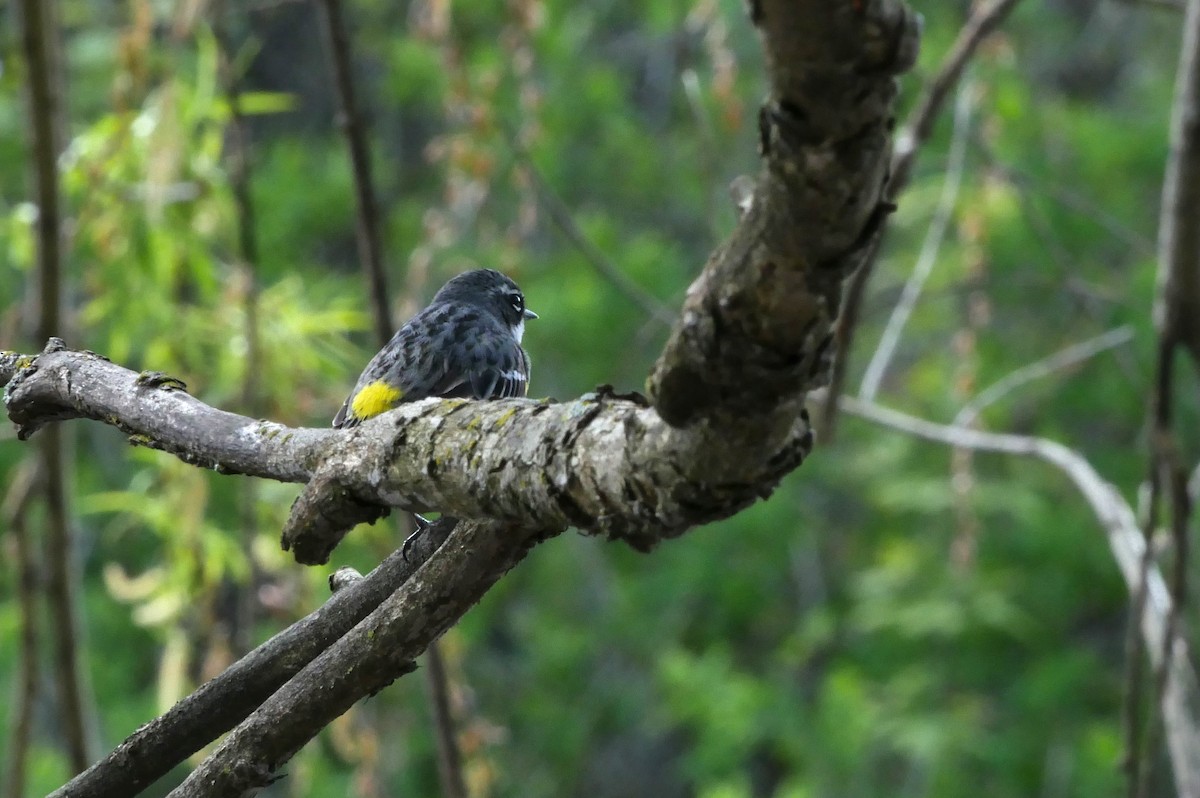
top-left (954, 325), bottom-right (1135, 427)
top-left (859, 79), bottom-right (975, 401)
top-left (166, 517), bottom-right (530, 796)
top-left (3, 343), bottom-right (814, 561)
top-left (820, 0), bottom-right (1024, 435)
top-left (2, 461), bottom-right (42, 798)
top-left (315, 0), bottom-right (394, 345)
top-left (424, 639), bottom-right (468, 798)
top-left (648, 0), bottom-right (918, 430)
top-left (17, 0), bottom-right (97, 772)
top-left (840, 395), bottom-right (1200, 794)
top-left (47, 519), bottom-right (456, 798)
top-left (1155, 0), bottom-right (1200, 368)
top-left (1131, 0), bottom-right (1200, 790)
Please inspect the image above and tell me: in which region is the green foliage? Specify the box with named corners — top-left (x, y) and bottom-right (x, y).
top-left (0, 1), bottom-right (1184, 796)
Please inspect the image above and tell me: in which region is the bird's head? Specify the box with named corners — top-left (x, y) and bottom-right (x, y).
top-left (434, 269), bottom-right (537, 341)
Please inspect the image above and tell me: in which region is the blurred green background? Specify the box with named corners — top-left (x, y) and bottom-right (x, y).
top-left (0, 0), bottom-right (1188, 796)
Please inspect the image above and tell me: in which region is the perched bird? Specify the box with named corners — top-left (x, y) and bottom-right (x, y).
top-left (333, 269), bottom-right (537, 429)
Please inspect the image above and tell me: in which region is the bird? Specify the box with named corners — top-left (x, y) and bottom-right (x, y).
top-left (333, 268), bottom-right (537, 429)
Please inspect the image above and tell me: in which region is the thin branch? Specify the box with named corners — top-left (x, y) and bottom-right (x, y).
top-left (214, 2), bottom-right (266, 659)
top-left (425, 640), bottom-right (468, 798)
top-left (165, 518), bottom-right (525, 797)
top-left (314, 0), bottom-right (394, 343)
top-left (820, 0), bottom-right (1024, 436)
top-left (47, 519), bottom-right (455, 798)
top-left (954, 325), bottom-right (1135, 427)
top-left (1154, 0), bottom-right (1200, 369)
top-left (1137, 435), bottom-right (1190, 798)
top-left (891, 0), bottom-right (1022, 191)
top-left (1133, 0), bottom-right (1200, 789)
top-left (18, 0), bottom-right (63, 342)
top-left (314, 0), bottom-right (466, 779)
top-left (859, 79), bottom-right (975, 401)
top-left (981, 155), bottom-right (1155, 257)
top-left (41, 426), bottom-right (95, 770)
top-left (840, 395), bottom-right (1200, 794)
top-left (1122, 468), bottom-right (1158, 796)
top-left (2, 462), bottom-right (42, 798)
top-left (18, 0), bottom-right (95, 772)
top-left (514, 148), bottom-right (676, 328)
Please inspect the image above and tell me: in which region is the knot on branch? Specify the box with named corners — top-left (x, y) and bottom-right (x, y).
top-left (283, 470), bottom-right (390, 565)
top-left (4, 338), bottom-right (78, 439)
top-left (648, 264), bottom-right (840, 429)
top-left (858, 3), bottom-right (922, 77)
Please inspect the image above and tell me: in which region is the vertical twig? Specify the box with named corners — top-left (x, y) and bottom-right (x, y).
top-left (1154, 0), bottom-right (1200, 371)
top-left (314, 0), bottom-right (393, 346)
top-left (18, 0), bottom-right (95, 772)
top-left (1132, 0), bottom-right (1200, 792)
top-left (820, 0), bottom-right (1024, 436)
top-left (214, 4), bottom-right (264, 658)
top-left (858, 79), bottom-right (975, 401)
top-left (2, 463), bottom-right (43, 798)
top-left (424, 641), bottom-right (468, 798)
top-left (314, 2), bottom-right (467, 795)
top-left (1123, 450), bottom-right (1161, 795)
top-left (1136, 436), bottom-right (1190, 798)
top-left (41, 428), bottom-right (95, 772)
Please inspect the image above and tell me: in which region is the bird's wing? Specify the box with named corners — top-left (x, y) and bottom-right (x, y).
top-left (332, 396), bottom-right (354, 428)
top-left (440, 336), bottom-right (529, 401)
top-left (333, 318), bottom-right (431, 428)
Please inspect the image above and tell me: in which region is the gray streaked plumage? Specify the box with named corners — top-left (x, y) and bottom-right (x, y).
top-left (333, 269), bottom-right (536, 428)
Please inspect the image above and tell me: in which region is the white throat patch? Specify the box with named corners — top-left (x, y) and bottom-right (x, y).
top-left (512, 319), bottom-right (525, 343)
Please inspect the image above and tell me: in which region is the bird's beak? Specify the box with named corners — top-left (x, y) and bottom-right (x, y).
top-left (523, 309), bottom-right (539, 320)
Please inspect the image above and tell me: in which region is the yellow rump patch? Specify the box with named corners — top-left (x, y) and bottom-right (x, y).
top-left (350, 381), bottom-right (404, 421)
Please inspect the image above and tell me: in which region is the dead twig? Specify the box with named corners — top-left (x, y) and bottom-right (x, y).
top-left (313, 0), bottom-right (466, 788)
top-left (1131, 0), bottom-right (1200, 791)
top-left (821, 0), bottom-right (1024, 436)
top-left (954, 325), bottom-right (1135, 427)
top-left (314, 0), bottom-right (394, 345)
top-left (859, 79), bottom-right (975, 401)
top-left (840, 395), bottom-right (1200, 794)
top-left (2, 462), bottom-right (43, 798)
top-left (17, 0), bottom-right (96, 772)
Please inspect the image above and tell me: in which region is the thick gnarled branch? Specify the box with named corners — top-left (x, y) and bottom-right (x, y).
top-left (3, 344), bottom-right (813, 561)
top-left (650, 0), bottom-right (918, 428)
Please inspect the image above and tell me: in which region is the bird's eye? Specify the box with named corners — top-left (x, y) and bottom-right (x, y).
top-left (509, 293), bottom-right (524, 313)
